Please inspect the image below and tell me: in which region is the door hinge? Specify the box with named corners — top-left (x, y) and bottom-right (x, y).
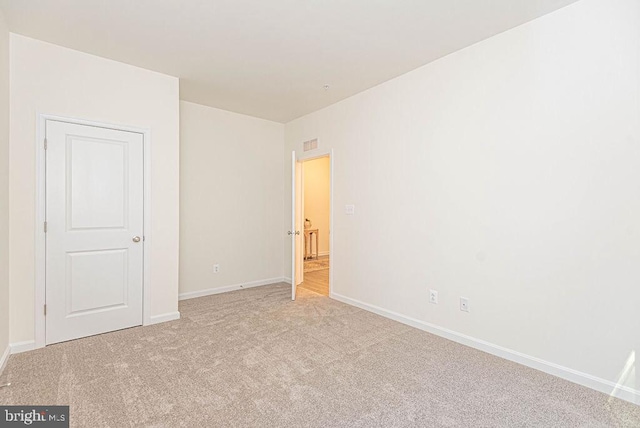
top-left (44, 221), bottom-right (48, 233)
top-left (44, 138), bottom-right (48, 150)
top-left (44, 304), bottom-right (47, 316)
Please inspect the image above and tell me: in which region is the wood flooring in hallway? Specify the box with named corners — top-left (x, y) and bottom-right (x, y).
top-left (299, 256), bottom-right (329, 296)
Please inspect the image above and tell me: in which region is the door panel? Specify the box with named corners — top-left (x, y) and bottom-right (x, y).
top-left (46, 120), bottom-right (144, 344)
top-left (68, 137), bottom-right (128, 229)
top-left (66, 249), bottom-right (128, 315)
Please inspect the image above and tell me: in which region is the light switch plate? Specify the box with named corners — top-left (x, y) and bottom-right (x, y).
top-left (345, 204), bottom-right (355, 215)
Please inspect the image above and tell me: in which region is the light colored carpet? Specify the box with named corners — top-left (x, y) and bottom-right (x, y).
top-left (1, 283), bottom-right (639, 427)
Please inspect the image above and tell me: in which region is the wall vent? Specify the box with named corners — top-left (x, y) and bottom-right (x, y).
top-left (303, 138), bottom-right (318, 152)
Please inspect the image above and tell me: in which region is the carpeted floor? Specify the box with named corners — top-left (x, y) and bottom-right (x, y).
top-left (1, 283), bottom-right (639, 427)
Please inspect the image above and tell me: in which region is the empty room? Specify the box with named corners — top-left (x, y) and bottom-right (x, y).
top-left (0, 0), bottom-right (639, 427)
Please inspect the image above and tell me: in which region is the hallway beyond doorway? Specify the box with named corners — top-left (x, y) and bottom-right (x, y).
top-left (299, 255), bottom-right (329, 295)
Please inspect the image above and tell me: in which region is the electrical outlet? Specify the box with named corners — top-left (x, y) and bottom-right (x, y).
top-left (460, 297), bottom-right (470, 312)
top-left (345, 204), bottom-right (355, 215)
top-left (429, 289), bottom-right (438, 304)
top-left (213, 264), bottom-right (220, 274)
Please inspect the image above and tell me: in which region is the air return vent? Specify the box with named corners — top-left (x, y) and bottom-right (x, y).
top-left (303, 138), bottom-right (318, 152)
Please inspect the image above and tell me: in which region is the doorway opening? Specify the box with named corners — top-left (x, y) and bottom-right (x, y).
top-left (290, 150), bottom-right (333, 300)
top-left (298, 156), bottom-right (330, 295)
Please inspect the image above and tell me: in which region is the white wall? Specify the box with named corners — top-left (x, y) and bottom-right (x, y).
top-left (303, 157), bottom-right (330, 255)
top-left (285, 0), bottom-right (640, 401)
top-left (0, 10), bottom-right (10, 366)
top-left (9, 35), bottom-right (180, 344)
top-left (179, 101), bottom-right (284, 297)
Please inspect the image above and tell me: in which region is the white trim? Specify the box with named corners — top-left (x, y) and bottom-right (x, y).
top-left (35, 116), bottom-right (46, 348)
top-left (283, 277), bottom-right (292, 284)
top-left (142, 127), bottom-right (153, 327)
top-left (297, 148), bottom-right (331, 162)
top-left (290, 151), bottom-right (296, 300)
top-left (179, 277), bottom-right (286, 301)
top-left (0, 345), bottom-right (10, 374)
top-left (35, 114), bottom-right (152, 348)
top-left (329, 151), bottom-right (334, 296)
top-left (317, 251), bottom-right (330, 257)
top-left (330, 292), bottom-right (640, 406)
top-left (9, 340), bottom-right (36, 354)
top-left (147, 312), bottom-right (181, 325)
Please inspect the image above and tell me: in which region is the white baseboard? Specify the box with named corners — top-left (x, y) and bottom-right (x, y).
top-left (0, 345), bottom-right (10, 374)
top-left (330, 292), bottom-right (640, 406)
top-left (179, 277), bottom-right (286, 301)
top-left (12, 315), bottom-right (182, 351)
top-left (283, 277), bottom-right (292, 284)
top-left (147, 311), bottom-right (181, 325)
top-left (9, 340), bottom-right (36, 354)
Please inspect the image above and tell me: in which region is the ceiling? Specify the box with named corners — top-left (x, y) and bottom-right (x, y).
top-left (0, 0), bottom-right (579, 122)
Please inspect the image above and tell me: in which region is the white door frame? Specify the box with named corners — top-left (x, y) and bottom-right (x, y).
top-left (294, 148), bottom-right (334, 297)
top-left (34, 113), bottom-right (152, 349)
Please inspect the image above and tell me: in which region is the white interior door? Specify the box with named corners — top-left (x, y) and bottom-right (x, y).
top-left (46, 120), bottom-right (144, 344)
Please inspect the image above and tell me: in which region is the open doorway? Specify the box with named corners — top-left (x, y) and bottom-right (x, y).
top-left (298, 156), bottom-right (330, 295)
top-left (290, 150), bottom-right (332, 300)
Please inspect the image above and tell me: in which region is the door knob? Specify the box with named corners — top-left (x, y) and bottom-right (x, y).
top-left (132, 236), bottom-right (141, 243)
